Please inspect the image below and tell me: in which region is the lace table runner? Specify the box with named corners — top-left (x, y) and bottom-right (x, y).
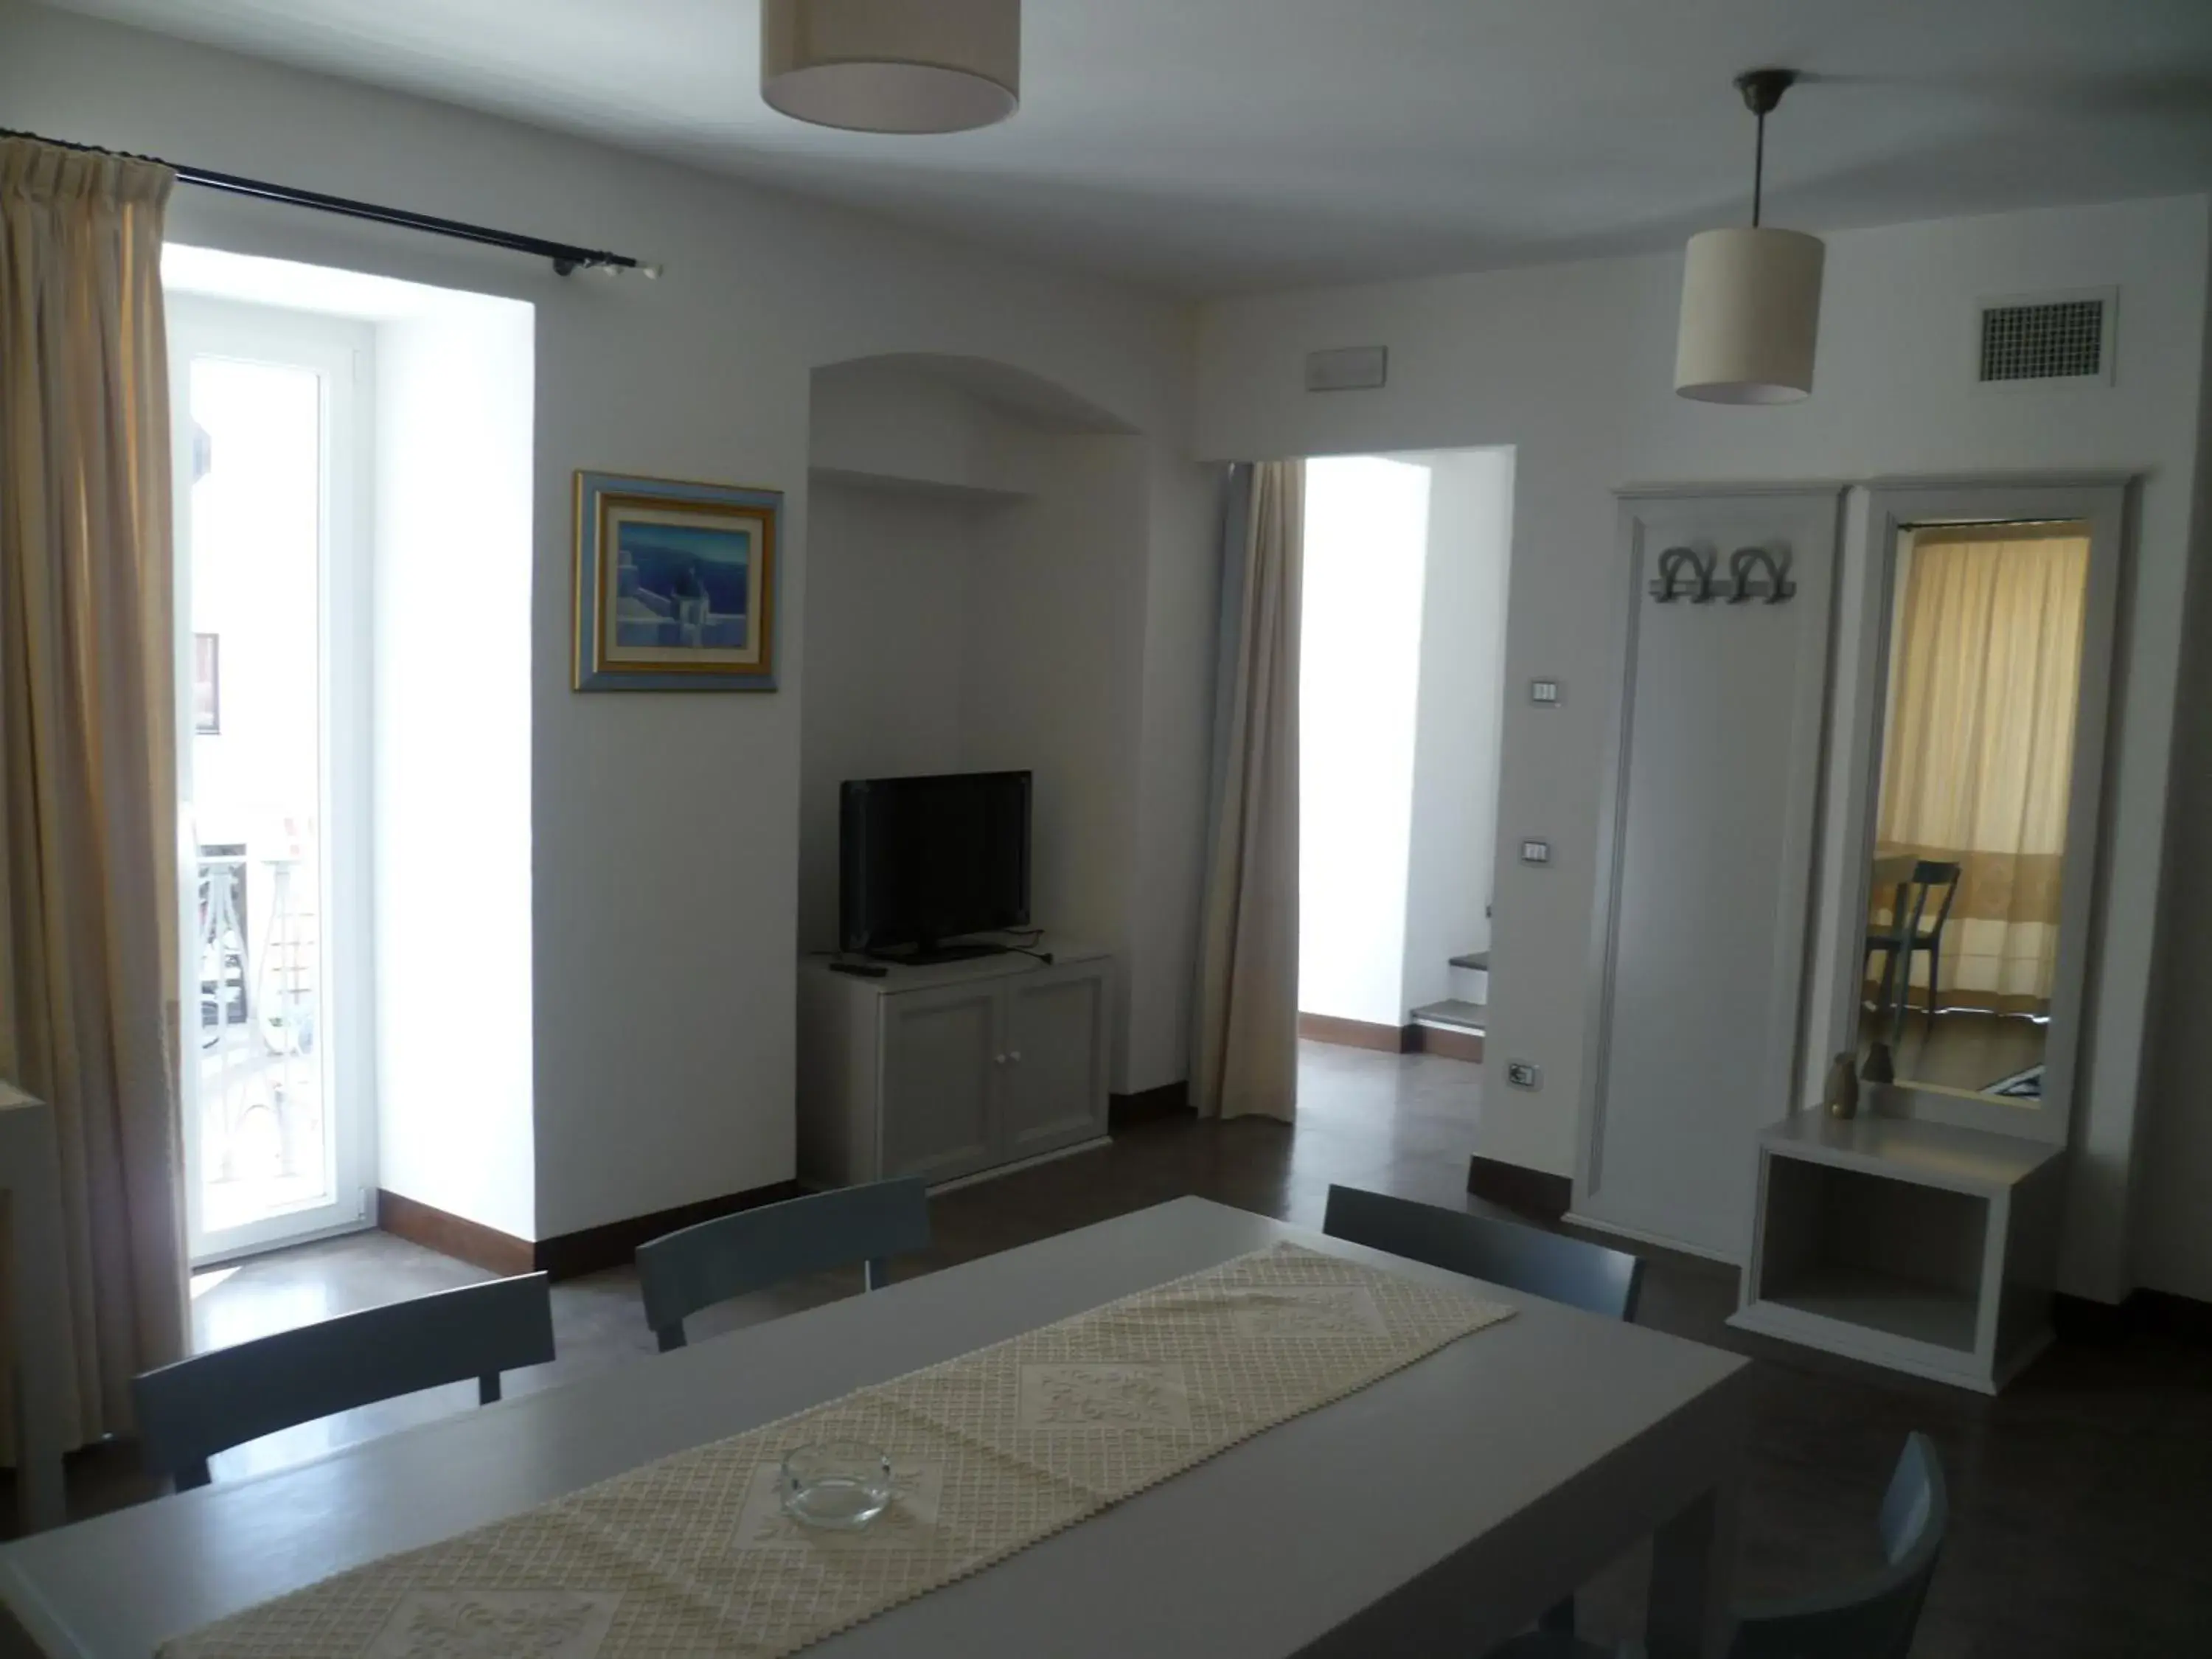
top-left (161, 1242), bottom-right (1514, 1659)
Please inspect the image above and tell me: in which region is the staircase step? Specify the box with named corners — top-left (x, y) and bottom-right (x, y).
top-left (1448, 951), bottom-right (1490, 971)
top-left (1411, 998), bottom-right (1486, 1034)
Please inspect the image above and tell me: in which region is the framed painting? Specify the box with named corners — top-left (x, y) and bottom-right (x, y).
top-left (572, 470), bottom-right (783, 691)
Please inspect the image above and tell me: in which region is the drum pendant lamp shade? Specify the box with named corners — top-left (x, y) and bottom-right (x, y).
top-left (1675, 226), bottom-right (1826, 403)
top-left (762, 0), bottom-right (1021, 133)
top-left (1674, 69), bottom-right (1825, 404)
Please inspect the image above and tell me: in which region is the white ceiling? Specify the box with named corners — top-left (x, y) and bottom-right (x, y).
top-left (44, 0), bottom-right (2212, 294)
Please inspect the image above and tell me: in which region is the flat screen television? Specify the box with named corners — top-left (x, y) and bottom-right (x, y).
top-left (839, 771), bottom-right (1032, 960)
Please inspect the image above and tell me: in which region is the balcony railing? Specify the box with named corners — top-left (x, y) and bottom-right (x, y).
top-left (195, 845), bottom-right (327, 1232)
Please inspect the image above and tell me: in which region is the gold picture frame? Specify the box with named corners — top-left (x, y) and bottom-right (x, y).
top-left (571, 470), bottom-right (782, 691)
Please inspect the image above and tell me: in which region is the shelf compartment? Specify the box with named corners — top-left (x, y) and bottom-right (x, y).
top-left (1753, 1156), bottom-right (1988, 1354)
top-left (1760, 1264), bottom-right (1980, 1352)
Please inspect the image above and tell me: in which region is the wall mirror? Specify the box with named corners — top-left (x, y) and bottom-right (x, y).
top-left (1848, 481), bottom-right (2124, 1141)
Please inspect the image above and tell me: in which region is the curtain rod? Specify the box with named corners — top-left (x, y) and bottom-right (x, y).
top-left (2, 128), bottom-right (651, 276)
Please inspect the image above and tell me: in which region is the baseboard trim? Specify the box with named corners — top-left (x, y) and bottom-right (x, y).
top-left (2054, 1287), bottom-right (2212, 1343)
top-left (1411, 1024), bottom-right (1484, 1062)
top-left (533, 1180), bottom-right (804, 1281)
top-left (377, 1189), bottom-right (535, 1278)
top-left (1298, 1012), bottom-right (1413, 1053)
top-left (1109, 1080), bottom-right (1192, 1128)
top-left (927, 1137), bottom-right (1113, 1194)
top-left (1464, 1155), bottom-right (1572, 1220)
top-left (379, 1180), bottom-right (806, 1282)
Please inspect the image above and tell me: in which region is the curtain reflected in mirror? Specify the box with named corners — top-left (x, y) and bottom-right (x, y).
top-left (1861, 520), bottom-right (2090, 1105)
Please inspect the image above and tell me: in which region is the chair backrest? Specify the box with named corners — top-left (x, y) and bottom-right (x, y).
top-left (636, 1178), bottom-right (931, 1352)
top-left (133, 1271), bottom-right (554, 1490)
top-left (1728, 1432), bottom-right (1949, 1659)
top-left (1321, 1186), bottom-right (1644, 1321)
top-left (1909, 860), bottom-right (1963, 935)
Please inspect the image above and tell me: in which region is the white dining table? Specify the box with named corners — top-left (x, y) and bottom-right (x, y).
top-left (0, 1197), bottom-right (1750, 1659)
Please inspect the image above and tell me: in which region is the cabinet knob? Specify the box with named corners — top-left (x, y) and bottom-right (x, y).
top-left (994, 1053), bottom-right (1007, 1065)
top-left (1009, 1051), bottom-right (1023, 1063)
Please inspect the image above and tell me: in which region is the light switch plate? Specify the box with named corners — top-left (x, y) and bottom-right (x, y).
top-left (1520, 839), bottom-right (1551, 865)
top-left (1529, 679), bottom-right (1562, 706)
top-left (1506, 1060), bottom-right (1542, 1090)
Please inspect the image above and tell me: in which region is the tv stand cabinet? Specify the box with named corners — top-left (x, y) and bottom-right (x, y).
top-left (797, 942), bottom-right (1111, 1189)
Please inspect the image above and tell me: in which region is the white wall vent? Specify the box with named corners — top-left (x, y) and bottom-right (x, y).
top-left (1975, 288), bottom-right (2115, 387)
top-left (1305, 345), bottom-right (1388, 392)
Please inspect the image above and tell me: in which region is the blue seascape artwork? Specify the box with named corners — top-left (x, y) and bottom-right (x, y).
top-left (613, 519), bottom-right (752, 650)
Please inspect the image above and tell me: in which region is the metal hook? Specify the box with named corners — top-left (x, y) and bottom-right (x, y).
top-left (1726, 545), bottom-right (1795, 604)
top-left (1649, 546), bottom-right (1714, 602)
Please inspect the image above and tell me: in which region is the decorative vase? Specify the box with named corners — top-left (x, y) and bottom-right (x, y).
top-left (1823, 1051), bottom-right (1860, 1120)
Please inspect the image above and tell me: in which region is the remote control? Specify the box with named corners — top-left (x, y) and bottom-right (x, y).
top-left (827, 961), bottom-right (888, 978)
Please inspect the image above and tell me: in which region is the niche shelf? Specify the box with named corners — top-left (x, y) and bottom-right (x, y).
top-left (1731, 1111), bottom-right (2066, 1392)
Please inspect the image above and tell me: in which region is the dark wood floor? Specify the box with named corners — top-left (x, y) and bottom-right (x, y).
top-left (11, 1042), bottom-right (2209, 1655)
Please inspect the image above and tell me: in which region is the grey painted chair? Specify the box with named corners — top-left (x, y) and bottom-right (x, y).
top-left (1323, 1185), bottom-right (1644, 1638)
top-left (1865, 858), bottom-right (1963, 1037)
top-left (636, 1178), bottom-right (931, 1352)
top-left (1321, 1185), bottom-right (1644, 1321)
top-left (133, 1271), bottom-right (554, 1491)
top-left (1487, 1433), bottom-right (1950, 1659)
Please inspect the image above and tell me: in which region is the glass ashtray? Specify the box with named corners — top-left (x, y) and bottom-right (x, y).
top-left (780, 1440), bottom-right (895, 1530)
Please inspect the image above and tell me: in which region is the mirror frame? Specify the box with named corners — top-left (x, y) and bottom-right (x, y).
top-left (1823, 476), bottom-right (2129, 1146)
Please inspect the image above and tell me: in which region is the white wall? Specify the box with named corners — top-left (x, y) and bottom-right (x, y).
top-left (372, 293), bottom-right (538, 1242)
top-left (1, 0), bottom-right (1210, 1239)
top-left (1298, 456), bottom-right (1431, 1027)
top-left (964, 436), bottom-right (1152, 1088)
top-left (1400, 448), bottom-right (1514, 1011)
top-left (1124, 453), bottom-right (1225, 1092)
top-left (797, 482), bottom-right (992, 952)
top-left (809, 369), bottom-right (1039, 499)
top-left (2135, 229), bottom-right (2212, 1304)
top-left (1198, 195), bottom-right (2211, 1300)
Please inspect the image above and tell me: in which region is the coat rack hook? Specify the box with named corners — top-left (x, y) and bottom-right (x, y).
top-left (1726, 545), bottom-right (1795, 604)
top-left (1650, 545), bottom-right (1715, 602)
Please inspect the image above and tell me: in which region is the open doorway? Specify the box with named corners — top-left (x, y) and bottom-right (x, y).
top-left (170, 295), bottom-right (373, 1261)
top-left (164, 247), bottom-right (536, 1272)
top-left (1295, 449), bottom-right (1514, 1072)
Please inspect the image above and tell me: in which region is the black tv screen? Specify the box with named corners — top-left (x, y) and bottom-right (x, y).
top-left (840, 771), bottom-right (1032, 956)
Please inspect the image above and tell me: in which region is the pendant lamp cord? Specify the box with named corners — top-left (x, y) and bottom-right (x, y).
top-left (1735, 68), bottom-right (1795, 229)
top-left (1751, 106), bottom-right (1767, 227)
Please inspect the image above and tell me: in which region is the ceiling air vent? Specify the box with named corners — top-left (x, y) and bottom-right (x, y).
top-left (1976, 289), bottom-right (2115, 387)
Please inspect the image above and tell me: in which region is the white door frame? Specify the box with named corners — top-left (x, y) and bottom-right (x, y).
top-left (169, 293), bottom-right (378, 1265)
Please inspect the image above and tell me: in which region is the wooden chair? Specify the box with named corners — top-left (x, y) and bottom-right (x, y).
top-left (1865, 859), bottom-right (1962, 1037)
top-left (1488, 1433), bottom-right (1949, 1659)
top-left (133, 1272), bottom-right (554, 1491)
top-left (636, 1178), bottom-right (931, 1352)
top-left (1321, 1185), bottom-right (1644, 1321)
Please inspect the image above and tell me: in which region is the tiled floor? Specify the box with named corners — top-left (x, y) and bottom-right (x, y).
top-left (17, 1042), bottom-right (2212, 1655)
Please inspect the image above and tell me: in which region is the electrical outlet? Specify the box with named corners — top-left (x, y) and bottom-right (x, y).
top-left (1506, 1060), bottom-right (1542, 1090)
top-left (1520, 839), bottom-right (1551, 865)
top-left (1529, 678), bottom-right (1561, 706)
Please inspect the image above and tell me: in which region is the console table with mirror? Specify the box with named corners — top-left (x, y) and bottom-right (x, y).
top-left (1733, 477), bottom-right (2128, 1391)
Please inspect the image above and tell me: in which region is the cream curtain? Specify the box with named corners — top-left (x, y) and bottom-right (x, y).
top-left (1193, 460), bottom-right (1304, 1121)
top-left (1, 136), bottom-right (189, 1450)
top-left (1873, 521), bottom-right (2090, 1015)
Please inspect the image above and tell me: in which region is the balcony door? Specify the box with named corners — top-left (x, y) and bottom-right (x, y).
top-left (169, 294), bottom-right (375, 1263)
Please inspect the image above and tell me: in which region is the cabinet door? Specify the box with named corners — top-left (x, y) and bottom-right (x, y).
top-left (1001, 964), bottom-right (1109, 1160)
top-left (878, 983), bottom-right (1001, 1184)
